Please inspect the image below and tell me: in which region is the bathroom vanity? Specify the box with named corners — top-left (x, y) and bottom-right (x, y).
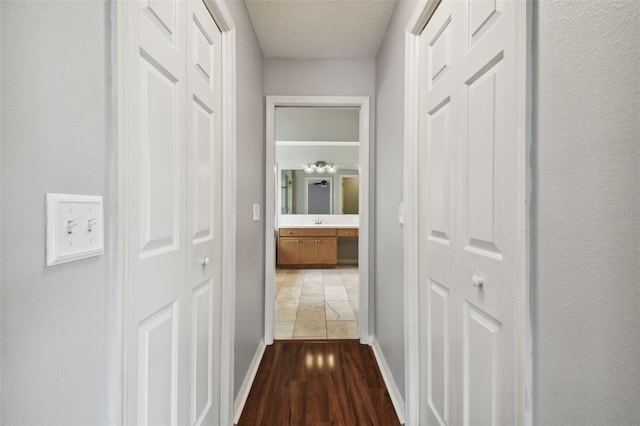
top-left (277, 226), bottom-right (359, 267)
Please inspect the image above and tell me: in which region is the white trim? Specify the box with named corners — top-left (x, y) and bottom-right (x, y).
top-left (112, 1), bottom-right (128, 422)
top-left (233, 340), bottom-right (266, 424)
top-left (371, 339), bottom-right (406, 425)
top-left (304, 177), bottom-right (333, 214)
top-left (402, 1), bottom-right (532, 425)
top-left (207, 1), bottom-right (237, 424)
top-left (114, 1), bottom-right (130, 422)
top-left (264, 96), bottom-right (371, 345)
top-left (402, 17), bottom-right (423, 426)
top-left (115, 1), bottom-right (237, 425)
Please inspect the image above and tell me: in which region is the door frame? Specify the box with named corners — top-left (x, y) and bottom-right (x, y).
top-left (402, 1), bottom-right (533, 424)
top-left (114, 1), bottom-right (237, 425)
top-left (304, 177), bottom-right (333, 214)
top-left (264, 96), bottom-right (371, 344)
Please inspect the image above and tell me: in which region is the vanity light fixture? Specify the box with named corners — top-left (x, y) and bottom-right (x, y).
top-left (303, 161), bottom-right (338, 174)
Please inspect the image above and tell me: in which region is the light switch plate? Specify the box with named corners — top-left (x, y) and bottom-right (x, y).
top-left (46, 193), bottom-right (104, 266)
top-left (252, 203), bottom-right (260, 222)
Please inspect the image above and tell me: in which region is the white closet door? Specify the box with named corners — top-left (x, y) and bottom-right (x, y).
top-left (124, 1), bottom-right (223, 425)
top-left (418, 0), bottom-right (526, 424)
top-left (185, 1), bottom-right (222, 425)
top-left (417, 0), bottom-right (462, 424)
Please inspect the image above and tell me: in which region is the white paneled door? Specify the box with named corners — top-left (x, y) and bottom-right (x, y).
top-left (124, 1), bottom-right (223, 425)
top-left (418, 0), bottom-right (526, 424)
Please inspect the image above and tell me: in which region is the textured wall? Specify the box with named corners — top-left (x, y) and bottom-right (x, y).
top-left (532, 1), bottom-right (640, 424)
top-left (227, 0), bottom-right (267, 401)
top-left (374, 0), bottom-right (417, 401)
top-left (1, 1), bottom-right (111, 424)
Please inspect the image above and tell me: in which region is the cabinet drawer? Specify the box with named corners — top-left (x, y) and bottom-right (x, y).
top-left (299, 228), bottom-right (337, 237)
top-left (279, 228), bottom-right (299, 237)
top-left (337, 228), bottom-right (358, 237)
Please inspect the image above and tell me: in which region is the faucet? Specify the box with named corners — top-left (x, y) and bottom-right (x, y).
top-left (314, 217), bottom-right (322, 225)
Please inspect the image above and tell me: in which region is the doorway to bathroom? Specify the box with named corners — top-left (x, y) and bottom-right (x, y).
top-left (264, 96), bottom-right (370, 344)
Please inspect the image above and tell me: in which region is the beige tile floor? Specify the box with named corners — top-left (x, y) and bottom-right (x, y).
top-left (275, 267), bottom-right (359, 339)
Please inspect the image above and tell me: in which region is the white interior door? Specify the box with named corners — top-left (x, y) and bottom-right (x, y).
top-left (124, 1), bottom-right (223, 425)
top-left (418, 0), bottom-right (526, 424)
top-left (186, 1), bottom-right (222, 425)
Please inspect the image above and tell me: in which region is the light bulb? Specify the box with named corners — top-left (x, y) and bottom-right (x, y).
top-left (304, 164), bottom-right (315, 173)
top-left (327, 165), bottom-right (337, 173)
top-left (316, 167), bottom-right (326, 173)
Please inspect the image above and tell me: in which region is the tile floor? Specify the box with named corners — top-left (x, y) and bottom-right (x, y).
top-left (275, 267), bottom-right (359, 339)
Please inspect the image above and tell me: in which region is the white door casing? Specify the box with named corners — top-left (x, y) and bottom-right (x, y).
top-left (121, 1), bottom-right (224, 424)
top-left (407, 0), bottom-right (530, 424)
top-left (264, 96), bottom-right (371, 345)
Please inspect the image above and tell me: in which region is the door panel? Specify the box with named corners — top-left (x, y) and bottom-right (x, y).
top-left (138, 302), bottom-right (179, 426)
top-left (462, 302), bottom-right (502, 426)
top-left (126, 1), bottom-right (223, 425)
top-left (191, 280), bottom-right (214, 425)
top-left (138, 55), bottom-right (181, 257)
top-left (278, 238), bottom-right (299, 265)
top-left (418, 2), bottom-right (460, 424)
top-left (317, 237), bottom-right (337, 264)
top-left (142, 0), bottom-right (178, 44)
top-left (186, 1), bottom-right (222, 425)
top-left (418, 0), bottom-right (525, 424)
top-left (126, 0), bottom-right (187, 424)
top-left (298, 239), bottom-right (318, 264)
top-left (427, 279), bottom-right (450, 426)
top-left (463, 53), bottom-right (504, 260)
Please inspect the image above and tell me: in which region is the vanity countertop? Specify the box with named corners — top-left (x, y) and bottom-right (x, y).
top-left (278, 224), bottom-right (358, 229)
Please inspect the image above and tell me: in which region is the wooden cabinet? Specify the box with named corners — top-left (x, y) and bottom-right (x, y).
top-left (278, 238), bottom-right (300, 265)
top-left (277, 228), bottom-right (355, 267)
top-left (317, 237), bottom-right (337, 264)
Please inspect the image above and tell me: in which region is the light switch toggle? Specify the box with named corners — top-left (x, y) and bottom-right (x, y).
top-left (67, 220), bottom-right (78, 235)
top-left (88, 218), bottom-right (98, 233)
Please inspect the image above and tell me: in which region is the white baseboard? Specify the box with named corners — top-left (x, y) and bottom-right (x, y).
top-left (371, 338), bottom-right (405, 425)
top-left (233, 339), bottom-right (266, 425)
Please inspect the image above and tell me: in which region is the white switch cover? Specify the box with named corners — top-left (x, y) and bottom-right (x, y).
top-left (46, 193), bottom-right (104, 266)
top-left (252, 203), bottom-right (261, 222)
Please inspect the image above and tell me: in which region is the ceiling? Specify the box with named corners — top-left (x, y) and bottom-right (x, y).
top-left (244, 0), bottom-right (398, 59)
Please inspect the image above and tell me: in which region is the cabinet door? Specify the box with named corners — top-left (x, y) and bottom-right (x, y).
top-left (317, 237), bottom-right (337, 265)
top-left (298, 238), bottom-right (318, 265)
top-left (278, 238), bottom-right (299, 265)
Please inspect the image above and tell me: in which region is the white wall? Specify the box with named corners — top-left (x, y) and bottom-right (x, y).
top-left (265, 59), bottom-right (375, 98)
top-left (1, 1), bottom-right (111, 424)
top-left (276, 107), bottom-right (360, 141)
top-left (227, 0), bottom-right (267, 400)
top-left (532, 1), bottom-right (640, 424)
top-left (374, 0), bottom-right (416, 401)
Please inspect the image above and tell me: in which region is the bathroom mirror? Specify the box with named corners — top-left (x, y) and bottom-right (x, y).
top-left (276, 106), bottom-right (360, 216)
top-left (280, 168), bottom-right (359, 214)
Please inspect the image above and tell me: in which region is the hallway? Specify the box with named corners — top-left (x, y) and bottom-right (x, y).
top-left (275, 267), bottom-right (360, 339)
top-left (237, 340), bottom-right (400, 426)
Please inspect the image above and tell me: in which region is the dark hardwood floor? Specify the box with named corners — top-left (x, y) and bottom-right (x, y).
top-left (237, 339), bottom-right (401, 426)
